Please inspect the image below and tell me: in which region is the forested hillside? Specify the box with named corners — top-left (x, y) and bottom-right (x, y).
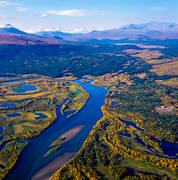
top-left (0, 43), bottom-right (141, 77)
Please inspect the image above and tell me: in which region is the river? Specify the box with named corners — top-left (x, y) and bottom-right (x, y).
top-left (5, 79), bottom-right (107, 180)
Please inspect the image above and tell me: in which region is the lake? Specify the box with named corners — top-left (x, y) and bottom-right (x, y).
top-left (12, 85), bottom-right (37, 93)
top-left (0, 103), bottom-right (15, 108)
top-left (6, 113), bottom-right (21, 118)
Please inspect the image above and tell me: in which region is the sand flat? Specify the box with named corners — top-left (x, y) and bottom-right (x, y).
top-left (32, 152), bottom-right (75, 180)
top-left (34, 125), bottom-right (85, 179)
top-left (59, 125), bottom-right (85, 143)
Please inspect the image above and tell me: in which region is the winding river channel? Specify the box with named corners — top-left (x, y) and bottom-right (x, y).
top-left (5, 79), bottom-right (107, 180)
top-left (3, 78), bottom-right (178, 180)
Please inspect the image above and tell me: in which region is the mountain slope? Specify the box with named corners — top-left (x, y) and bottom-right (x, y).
top-left (0, 24), bottom-right (27, 34)
top-left (85, 22), bottom-right (178, 41)
top-left (0, 22), bottom-right (178, 44)
top-left (0, 24), bottom-right (61, 45)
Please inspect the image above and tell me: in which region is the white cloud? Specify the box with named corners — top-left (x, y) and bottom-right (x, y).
top-left (0, 1), bottom-right (29, 12)
top-left (0, 0), bottom-right (12, 6)
top-left (63, 28), bottom-right (91, 34)
top-left (42, 28), bottom-right (59, 31)
top-left (48, 9), bottom-right (84, 16)
top-left (16, 7), bottom-right (29, 11)
top-left (0, 0), bottom-right (19, 7)
top-left (25, 30), bottom-right (36, 34)
top-left (28, 27), bottom-right (60, 33)
top-left (0, 15), bottom-right (18, 20)
top-left (26, 26), bottom-right (112, 34)
top-left (151, 7), bottom-right (166, 11)
top-left (40, 14), bottom-right (48, 18)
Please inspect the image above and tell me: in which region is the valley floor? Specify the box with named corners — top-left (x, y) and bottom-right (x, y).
top-left (0, 41), bottom-right (177, 180)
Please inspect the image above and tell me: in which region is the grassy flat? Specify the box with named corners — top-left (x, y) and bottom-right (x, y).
top-left (0, 74), bottom-right (89, 179)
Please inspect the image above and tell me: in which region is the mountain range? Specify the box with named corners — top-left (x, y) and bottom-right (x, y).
top-left (0, 24), bottom-right (60, 45)
top-left (0, 22), bottom-right (178, 44)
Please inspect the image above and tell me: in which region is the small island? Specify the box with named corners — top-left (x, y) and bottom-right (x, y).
top-left (81, 79), bottom-right (90, 83)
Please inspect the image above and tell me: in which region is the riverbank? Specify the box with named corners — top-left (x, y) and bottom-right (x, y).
top-left (5, 77), bottom-right (107, 180)
top-left (52, 73), bottom-right (177, 179)
top-left (0, 75), bottom-right (89, 179)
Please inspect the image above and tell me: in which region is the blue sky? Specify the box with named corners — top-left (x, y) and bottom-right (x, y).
top-left (0, 0), bottom-right (177, 33)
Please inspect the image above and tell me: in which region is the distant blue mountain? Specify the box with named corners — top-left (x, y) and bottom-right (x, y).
top-left (121, 22), bottom-right (178, 31)
top-left (34, 22), bottom-right (178, 41)
top-left (0, 24), bottom-right (27, 34)
top-left (35, 30), bottom-right (83, 41)
top-left (0, 24), bottom-right (61, 45)
top-left (0, 22), bottom-right (178, 44)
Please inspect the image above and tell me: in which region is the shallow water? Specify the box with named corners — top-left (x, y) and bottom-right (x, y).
top-left (0, 126), bottom-right (3, 135)
top-left (120, 133), bottom-right (131, 137)
top-left (150, 137), bottom-right (178, 157)
top-left (12, 84), bottom-right (37, 93)
top-left (34, 113), bottom-right (48, 120)
top-left (120, 119), bottom-right (144, 131)
top-left (0, 103), bottom-right (15, 108)
top-left (6, 113), bottom-right (21, 118)
top-left (0, 116), bottom-right (6, 120)
top-left (111, 101), bottom-right (117, 105)
top-left (121, 123), bottom-right (178, 158)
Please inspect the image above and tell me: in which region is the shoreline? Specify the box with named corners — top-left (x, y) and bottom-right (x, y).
top-left (2, 79), bottom-right (89, 180)
top-left (33, 125), bottom-right (85, 179)
top-left (32, 152), bottom-right (75, 180)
